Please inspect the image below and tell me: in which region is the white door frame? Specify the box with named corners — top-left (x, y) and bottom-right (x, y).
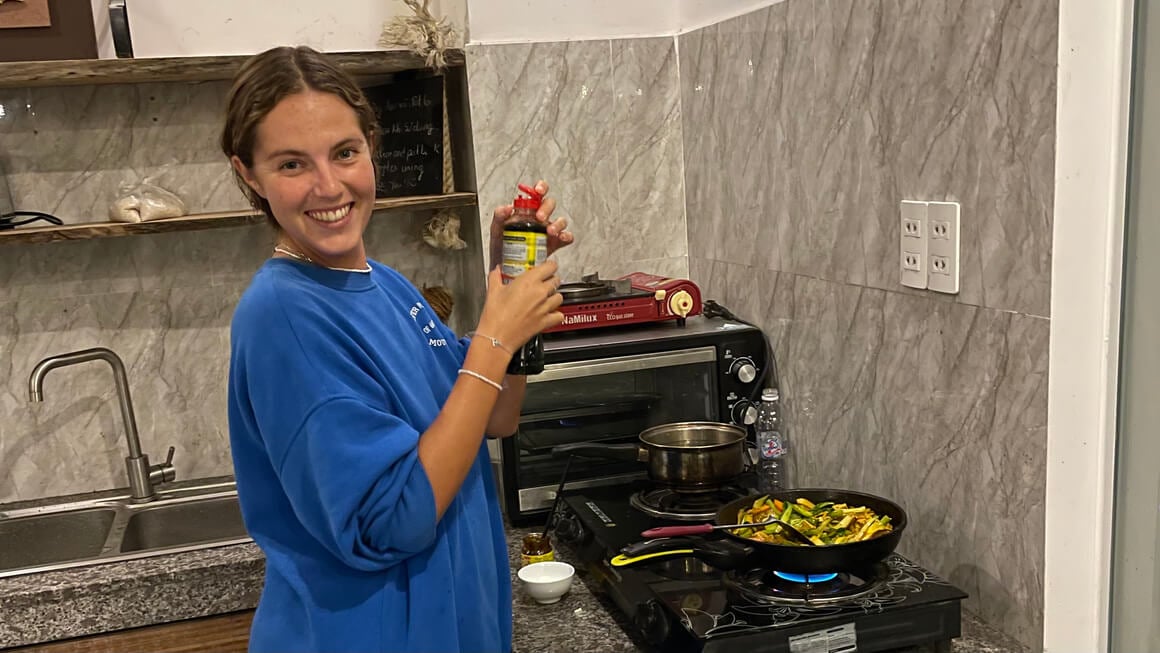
top-left (1045, 0), bottom-right (1134, 651)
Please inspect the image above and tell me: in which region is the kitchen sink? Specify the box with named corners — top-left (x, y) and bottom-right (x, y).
top-left (0, 482), bottom-right (252, 579)
top-left (0, 508), bottom-right (117, 571)
top-left (119, 496), bottom-right (246, 552)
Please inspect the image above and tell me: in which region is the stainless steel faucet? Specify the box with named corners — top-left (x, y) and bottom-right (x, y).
top-left (29, 347), bottom-right (176, 502)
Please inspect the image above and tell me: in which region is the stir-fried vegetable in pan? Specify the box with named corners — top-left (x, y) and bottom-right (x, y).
top-left (733, 496), bottom-right (893, 546)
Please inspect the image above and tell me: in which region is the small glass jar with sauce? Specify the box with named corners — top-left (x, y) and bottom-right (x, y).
top-left (520, 532), bottom-right (555, 566)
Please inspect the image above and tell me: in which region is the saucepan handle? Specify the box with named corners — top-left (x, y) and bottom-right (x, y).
top-left (550, 442), bottom-right (641, 461)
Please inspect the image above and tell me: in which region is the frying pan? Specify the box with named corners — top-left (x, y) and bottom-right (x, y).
top-left (613, 488), bottom-right (907, 575)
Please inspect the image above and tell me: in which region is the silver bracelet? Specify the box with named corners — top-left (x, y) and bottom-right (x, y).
top-left (458, 368), bottom-right (504, 392)
top-left (466, 330), bottom-right (513, 355)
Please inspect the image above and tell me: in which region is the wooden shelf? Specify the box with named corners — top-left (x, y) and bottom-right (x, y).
top-left (0, 192), bottom-right (476, 245)
top-left (0, 49), bottom-right (465, 89)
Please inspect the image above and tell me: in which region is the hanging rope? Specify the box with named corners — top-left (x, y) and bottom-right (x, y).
top-left (381, 0), bottom-right (465, 253)
top-left (378, 0), bottom-right (460, 70)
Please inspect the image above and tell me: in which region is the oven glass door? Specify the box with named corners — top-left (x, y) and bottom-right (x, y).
top-left (511, 347), bottom-right (719, 511)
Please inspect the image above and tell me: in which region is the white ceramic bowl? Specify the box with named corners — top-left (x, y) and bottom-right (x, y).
top-left (517, 561), bottom-right (575, 604)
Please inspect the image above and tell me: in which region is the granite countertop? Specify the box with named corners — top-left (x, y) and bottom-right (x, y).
top-left (0, 510), bottom-right (1027, 652)
top-left (0, 542), bottom-right (265, 648)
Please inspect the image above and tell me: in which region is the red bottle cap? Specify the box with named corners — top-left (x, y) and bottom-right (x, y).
top-left (513, 183), bottom-right (542, 210)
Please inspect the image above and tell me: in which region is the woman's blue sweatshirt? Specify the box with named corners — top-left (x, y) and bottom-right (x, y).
top-left (227, 258), bottom-right (511, 653)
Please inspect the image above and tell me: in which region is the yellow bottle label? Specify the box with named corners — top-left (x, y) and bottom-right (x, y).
top-left (502, 231), bottom-right (548, 281)
top-left (521, 550), bottom-right (555, 566)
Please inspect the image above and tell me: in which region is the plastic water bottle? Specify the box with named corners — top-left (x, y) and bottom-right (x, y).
top-left (755, 388), bottom-right (792, 492)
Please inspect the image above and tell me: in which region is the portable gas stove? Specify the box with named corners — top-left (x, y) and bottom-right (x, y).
top-left (546, 272), bottom-right (703, 333)
top-left (554, 482), bottom-right (967, 653)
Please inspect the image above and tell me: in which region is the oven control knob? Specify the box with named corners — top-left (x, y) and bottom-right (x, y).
top-left (731, 400), bottom-right (758, 426)
top-left (729, 357), bottom-right (758, 384)
top-left (554, 512), bottom-right (587, 546)
top-left (633, 599), bottom-right (670, 645)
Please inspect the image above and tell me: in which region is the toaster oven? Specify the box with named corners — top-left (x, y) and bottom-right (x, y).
top-left (491, 316), bottom-right (768, 526)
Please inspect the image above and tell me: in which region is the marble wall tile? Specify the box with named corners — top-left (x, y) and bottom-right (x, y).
top-left (467, 40), bottom-right (617, 281)
top-left (0, 286), bottom-right (236, 502)
top-left (611, 38), bottom-right (687, 266)
top-left (597, 256), bottom-right (688, 282)
top-left (682, 2), bottom-right (1055, 647)
top-left (0, 82), bottom-right (242, 223)
top-left (681, 0), bottom-right (1056, 317)
top-left (0, 230), bottom-right (223, 305)
top-left (691, 257), bottom-right (1047, 649)
top-left (854, 0), bottom-right (1056, 317)
top-left (680, 2), bottom-right (814, 283)
top-left (467, 38), bottom-right (688, 282)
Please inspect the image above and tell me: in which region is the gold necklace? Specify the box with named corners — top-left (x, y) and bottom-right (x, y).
top-left (273, 245), bottom-right (372, 274)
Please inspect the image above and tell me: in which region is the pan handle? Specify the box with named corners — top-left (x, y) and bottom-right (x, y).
top-left (611, 548), bottom-right (695, 567)
top-left (551, 442), bottom-right (642, 462)
top-left (612, 536), bottom-right (702, 567)
top-left (640, 524), bottom-right (715, 538)
top-left (613, 537), bottom-right (753, 570)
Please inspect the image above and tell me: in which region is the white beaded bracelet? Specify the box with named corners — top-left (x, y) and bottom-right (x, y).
top-left (458, 368), bottom-right (504, 392)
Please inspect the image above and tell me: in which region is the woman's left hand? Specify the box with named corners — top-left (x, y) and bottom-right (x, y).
top-left (488, 180), bottom-right (574, 270)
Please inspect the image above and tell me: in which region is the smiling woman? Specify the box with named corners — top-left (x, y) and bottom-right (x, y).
top-left (241, 91), bottom-right (374, 270)
top-left (220, 49), bottom-right (381, 270)
top-left (218, 46), bottom-right (573, 653)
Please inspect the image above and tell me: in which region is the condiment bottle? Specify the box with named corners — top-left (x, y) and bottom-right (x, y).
top-left (501, 183), bottom-right (548, 375)
top-left (520, 532), bottom-right (555, 566)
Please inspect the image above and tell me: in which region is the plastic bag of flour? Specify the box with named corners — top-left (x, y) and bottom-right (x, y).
top-left (108, 172), bottom-right (187, 223)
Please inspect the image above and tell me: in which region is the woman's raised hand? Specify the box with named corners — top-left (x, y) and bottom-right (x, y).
top-left (488, 180), bottom-right (574, 271)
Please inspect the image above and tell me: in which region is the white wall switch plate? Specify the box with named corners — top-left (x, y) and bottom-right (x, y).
top-left (926, 201), bottom-right (960, 294)
top-left (900, 201), bottom-right (928, 289)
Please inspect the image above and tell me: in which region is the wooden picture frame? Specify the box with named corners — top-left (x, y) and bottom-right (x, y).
top-left (0, 0), bottom-right (96, 62)
top-left (0, 0), bottom-right (51, 29)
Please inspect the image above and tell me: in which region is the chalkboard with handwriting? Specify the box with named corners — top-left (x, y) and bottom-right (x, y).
top-left (364, 75), bottom-right (444, 197)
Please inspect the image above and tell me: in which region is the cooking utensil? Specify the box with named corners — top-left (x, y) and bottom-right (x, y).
top-left (542, 454), bottom-right (574, 539)
top-left (640, 518), bottom-right (816, 546)
top-left (613, 488), bottom-right (908, 575)
top-left (550, 421), bottom-right (745, 488)
top-left (521, 454), bottom-right (574, 566)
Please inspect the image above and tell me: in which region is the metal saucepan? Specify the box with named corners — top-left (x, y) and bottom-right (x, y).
top-left (551, 421), bottom-right (746, 488)
top-left (613, 488), bottom-right (908, 575)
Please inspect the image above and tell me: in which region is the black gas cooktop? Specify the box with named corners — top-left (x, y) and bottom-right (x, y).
top-left (554, 482), bottom-right (968, 653)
